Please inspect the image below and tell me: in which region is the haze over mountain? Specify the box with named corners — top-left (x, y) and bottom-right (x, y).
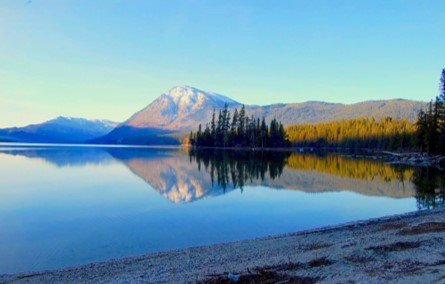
top-left (0, 116), bottom-right (118, 143)
top-left (94, 86), bottom-right (425, 145)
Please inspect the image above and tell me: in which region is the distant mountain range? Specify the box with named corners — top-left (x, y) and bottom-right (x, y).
top-left (93, 86), bottom-right (425, 145)
top-left (0, 116), bottom-right (118, 143)
top-left (0, 86), bottom-right (426, 144)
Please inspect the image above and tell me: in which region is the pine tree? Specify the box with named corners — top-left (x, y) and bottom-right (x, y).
top-left (211, 109), bottom-right (216, 146)
top-left (260, 118), bottom-right (268, 148)
top-left (231, 108), bottom-right (239, 146)
top-left (189, 131), bottom-right (195, 146)
top-left (439, 69), bottom-right (445, 153)
top-left (197, 124), bottom-right (202, 146)
top-left (222, 104), bottom-right (230, 148)
top-left (238, 105), bottom-right (246, 146)
top-left (189, 105), bottom-right (289, 149)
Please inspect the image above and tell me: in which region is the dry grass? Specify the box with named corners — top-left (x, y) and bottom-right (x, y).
top-left (365, 241), bottom-right (421, 252)
top-left (374, 222), bottom-right (406, 232)
top-left (299, 243), bottom-right (332, 251)
top-left (398, 222), bottom-right (445, 235)
top-left (201, 257), bottom-right (333, 283)
top-left (343, 255), bottom-right (375, 263)
top-left (365, 260), bottom-right (425, 276)
top-left (307, 257), bottom-right (334, 268)
top-left (201, 268), bottom-right (318, 284)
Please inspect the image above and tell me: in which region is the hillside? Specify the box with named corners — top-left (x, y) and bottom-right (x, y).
top-left (92, 86), bottom-right (425, 145)
top-left (0, 117), bottom-right (118, 143)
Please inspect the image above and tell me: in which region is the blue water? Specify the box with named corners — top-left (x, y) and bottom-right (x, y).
top-left (0, 145), bottom-right (420, 274)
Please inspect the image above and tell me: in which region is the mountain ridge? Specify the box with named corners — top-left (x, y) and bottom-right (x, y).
top-left (0, 86), bottom-right (427, 145)
top-left (93, 85), bottom-right (426, 145)
top-left (0, 116), bottom-right (118, 143)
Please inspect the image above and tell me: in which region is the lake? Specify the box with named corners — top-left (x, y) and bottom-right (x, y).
top-left (0, 144), bottom-right (443, 274)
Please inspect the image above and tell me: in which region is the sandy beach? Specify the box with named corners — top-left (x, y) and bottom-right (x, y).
top-left (1, 208), bottom-right (445, 283)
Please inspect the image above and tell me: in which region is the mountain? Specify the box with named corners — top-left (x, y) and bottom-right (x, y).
top-left (0, 116), bottom-right (118, 143)
top-left (126, 85), bottom-right (241, 130)
top-left (92, 86), bottom-right (242, 144)
top-left (246, 99), bottom-right (423, 126)
top-left (93, 85), bottom-right (426, 145)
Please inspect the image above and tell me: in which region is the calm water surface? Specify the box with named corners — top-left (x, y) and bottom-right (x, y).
top-left (0, 144), bottom-right (443, 274)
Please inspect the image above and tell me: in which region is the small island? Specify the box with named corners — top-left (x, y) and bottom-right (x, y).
top-left (188, 104), bottom-right (291, 148)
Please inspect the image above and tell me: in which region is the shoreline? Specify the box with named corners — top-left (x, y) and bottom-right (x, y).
top-left (1, 142), bottom-right (444, 169)
top-left (2, 208), bottom-right (445, 283)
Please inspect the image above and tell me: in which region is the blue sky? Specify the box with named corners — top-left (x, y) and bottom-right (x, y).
top-left (0, 0), bottom-right (444, 127)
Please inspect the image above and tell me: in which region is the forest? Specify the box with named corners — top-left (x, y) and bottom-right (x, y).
top-left (188, 69), bottom-right (445, 154)
top-left (286, 117), bottom-right (416, 150)
top-left (189, 104), bottom-right (291, 148)
top-left (416, 68), bottom-right (445, 155)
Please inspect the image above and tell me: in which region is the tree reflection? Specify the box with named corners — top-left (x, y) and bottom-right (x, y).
top-left (188, 149), bottom-right (291, 191)
top-left (412, 167), bottom-right (445, 210)
top-left (286, 153), bottom-right (414, 182)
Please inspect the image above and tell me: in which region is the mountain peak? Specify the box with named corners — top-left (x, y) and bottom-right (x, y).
top-left (166, 85), bottom-right (197, 96)
top-left (122, 86), bottom-right (241, 130)
top-left (163, 85), bottom-right (239, 106)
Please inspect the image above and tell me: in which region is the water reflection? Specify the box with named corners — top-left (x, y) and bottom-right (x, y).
top-left (188, 149), bottom-right (290, 191)
top-left (412, 167), bottom-right (445, 210)
top-left (0, 146), bottom-right (112, 167)
top-left (187, 149), bottom-right (415, 199)
top-left (0, 145), bottom-right (444, 274)
top-left (0, 145), bottom-right (443, 206)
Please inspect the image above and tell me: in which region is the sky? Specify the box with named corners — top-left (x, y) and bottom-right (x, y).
top-left (0, 0), bottom-right (444, 127)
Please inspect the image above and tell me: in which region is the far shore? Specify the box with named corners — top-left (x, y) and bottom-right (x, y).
top-left (2, 141), bottom-right (444, 169)
top-left (2, 208), bottom-right (445, 283)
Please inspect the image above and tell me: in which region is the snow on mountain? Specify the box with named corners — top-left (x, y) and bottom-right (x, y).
top-left (124, 86), bottom-right (242, 130)
top-left (121, 85), bottom-right (425, 132)
top-left (92, 85), bottom-right (426, 145)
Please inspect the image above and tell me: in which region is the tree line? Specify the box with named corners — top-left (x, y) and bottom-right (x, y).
top-left (189, 104), bottom-right (291, 148)
top-left (286, 117), bottom-right (416, 150)
top-left (188, 68), bottom-right (445, 153)
top-left (416, 68), bottom-right (445, 155)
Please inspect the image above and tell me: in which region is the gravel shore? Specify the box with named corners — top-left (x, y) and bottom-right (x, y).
top-left (2, 208), bottom-right (445, 283)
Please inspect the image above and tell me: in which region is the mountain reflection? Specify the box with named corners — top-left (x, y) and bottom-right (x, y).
top-left (0, 146), bottom-right (112, 167)
top-left (0, 145), bottom-right (443, 206)
top-left (186, 150), bottom-right (416, 199)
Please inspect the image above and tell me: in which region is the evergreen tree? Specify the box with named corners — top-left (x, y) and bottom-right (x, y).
top-left (287, 117), bottom-right (416, 150)
top-left (439, 69), bottom-right (445, 153)
top-left (260, 118), bottom-right (268, 148)
top-left (231, 108), bottom-right (239, 146)
top-left (211, 109), bottom-right (216, 146)
top-left (415, 68), bottom-right (445, 155)
top-left (238, 105), bottom-right (246, 146)
top-left (197, 124), bottom-right (202, 146)
top-left (216, 110), bottom-right (223, 147)
top-left (190, 105), bottom-right (290, 148)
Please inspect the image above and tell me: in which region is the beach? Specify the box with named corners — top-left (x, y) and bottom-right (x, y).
top-left (1, 208), bottom-right (445, 283)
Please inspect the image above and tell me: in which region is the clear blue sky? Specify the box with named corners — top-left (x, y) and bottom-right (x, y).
top-left (0, 0), bottom-right (444, 127)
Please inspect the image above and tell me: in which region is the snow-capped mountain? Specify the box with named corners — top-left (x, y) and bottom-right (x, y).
top-left (93, 85), bottom-right (425, 145)
top-left (91, 86), bottom-right (243, 144)
top-left (2, 86), bottom-right (425, 145)
top-left (125, 85), bottom-right (241, 130)
top-left (124, 85), bottom-right (425, 131)
top-left (0, 116), bottom-right (118, 143)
